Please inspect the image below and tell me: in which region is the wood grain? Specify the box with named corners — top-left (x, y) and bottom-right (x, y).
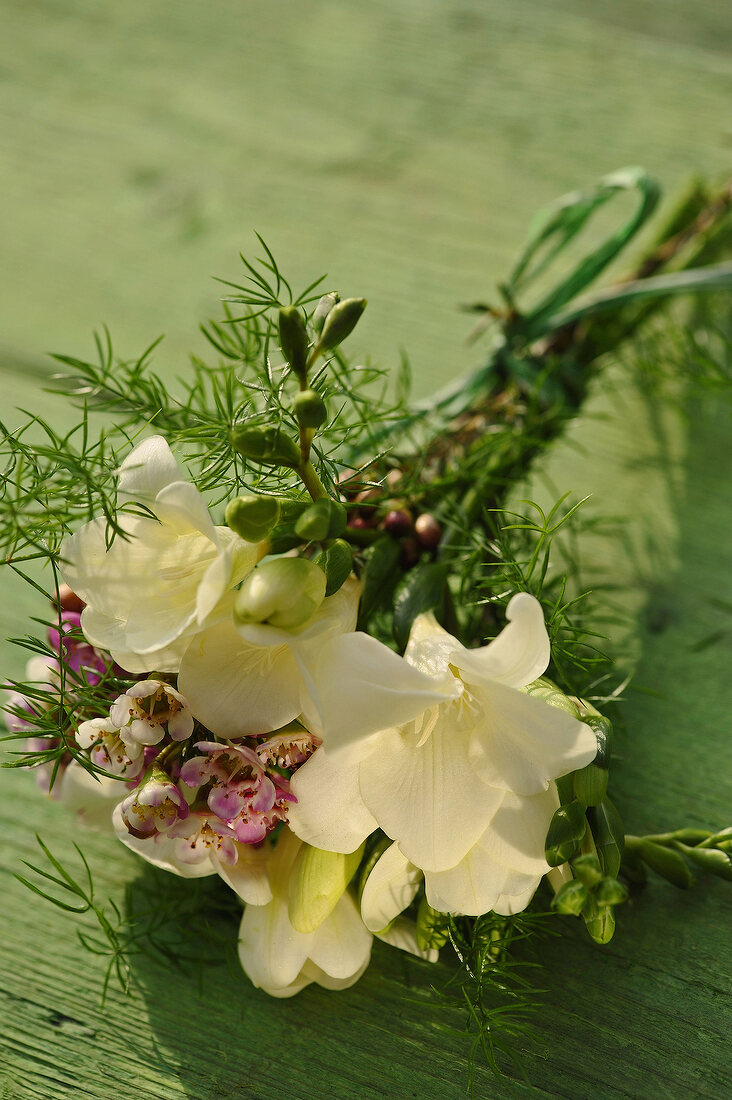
top-left (1, 2), bottom-right (731, 1097)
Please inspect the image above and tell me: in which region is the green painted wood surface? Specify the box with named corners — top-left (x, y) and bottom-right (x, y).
top-left (1, 3), bottom-right (731, 1098)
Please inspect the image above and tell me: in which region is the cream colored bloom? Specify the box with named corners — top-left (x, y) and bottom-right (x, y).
top-left (237, 829), bottom-right (372, 997)
top-left (61, 436), bottom-right (261, 673)
top-left (288, 594), bottom-right (597, 916)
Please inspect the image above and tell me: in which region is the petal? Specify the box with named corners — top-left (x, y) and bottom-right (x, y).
top-left (307, 889), bottom-right (373, 980)
top-left (453, 592), bottom-right (550, 689)
top-left (493, 883), bottom-right (540, 916)
top-left (375, 916), bottom-right (439, 963)
top-left (298, 954), bottom-right (371, 992)
top-left (359, 714), bottom-right (502, 872)
top-left (152, 480), bottom-right (218, 541)
top-left (360, 842), bottom-right (422, 933)
top-left (475, 786), bottom-right (559, 877)
top-left (469, 680), bottom-right (598, 795)
top-left (117, 436), bottom-right (184, 507)
top-left (424, 847), bottom-right (538, 916)
top-left (295, 631), bottom-right (457, 751)
top-left (403, 612), bottom-right (463, 679)
top-left (168, 710), bottom-right (194, 741)
top-left (196, 531), bottom-right (259, 625)
top-left (111, 803), bottom-right (217, 878)
top-left (178, 619), bottom-right (303, 737)
top-left (216, 843), bottom-right (273, 905)
top-left (288, 743), bottom-right (378, 854)
top-left (58, 762), bottom-right (122, 832)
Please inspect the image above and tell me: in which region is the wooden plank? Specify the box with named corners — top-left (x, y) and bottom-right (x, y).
top-left (1, 2), bottom-right (731, 1097)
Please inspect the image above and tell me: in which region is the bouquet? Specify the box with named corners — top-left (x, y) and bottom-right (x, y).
top-left (2, 168), bottom-right (731, 1077)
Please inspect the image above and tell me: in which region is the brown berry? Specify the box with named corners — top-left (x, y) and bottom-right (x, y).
top-left (56, 584), bottom-right (85, 613)
top-left (415, 513), bottom-right (442, 550)
top-left (384, 509), bottom-right (413, 539)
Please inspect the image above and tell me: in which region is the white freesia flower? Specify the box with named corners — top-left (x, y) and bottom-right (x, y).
top-left (288, 593), bottom-right (598, 916)
top-left (177, 575), bottom-right (446, 738)
top-left (237, 829), bottom-right (372, 998)
top-left (60, 436), bottom-right (262, 674)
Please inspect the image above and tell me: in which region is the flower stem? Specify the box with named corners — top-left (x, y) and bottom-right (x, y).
top-left (298, 460), bottom-right (329, 502)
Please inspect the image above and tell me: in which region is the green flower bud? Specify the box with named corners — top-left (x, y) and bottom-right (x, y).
top-left (315, 539), bottom-right (353, 596)
top-left (327, 500), bottom-right (347, 538)
top-left (594, 877), bottom-right (629, 907)
top-left (524, 676), bottom-right (582, 719)
top-left (318, 297), bottom-right (367, 351)
top-left (224, 495), bottom-right (281, 543)
top-left (278, 305), bottom-right (309, 378)
top-left (545, 800), bottom-right (587, 866)
top-left (637, 840), bottom-right (695, 889)
top-left (357, 835), bottom-right (393, 904)
top-left (294, 388), bottom-right (328, 429)
top-left (551, 879), bottom-right (589, 916)
top-left (671, 827), bottom-right (714, 845)
top-left (573, 763), bottom-right (609, 807)
top-left (231, 426), bottom-right (301, 469)
top-left (312, 292), bottom-right (340, 335)
top-left (588, 798), bottom-right (625, 878)
top-left (678, 844), bottom-right (732, 882)
top-left (289, 842), bottom-right (365, 934)
top-left (234, 557), bottom-right (326, 630)
top-left (584, 714), bottom-right (613, 769)
top-left (582, 897), bottom-right (616, 944)
top-left (416, 895), bottom-right (450, 952)
top-left (571, 853), bottom-right (603, 888)
top-left (295, 498), bottom-right (333, 542)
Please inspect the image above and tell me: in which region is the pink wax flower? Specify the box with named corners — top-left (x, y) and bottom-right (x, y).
top-left (180, 740), bottom-right (293, 844)
top-left (119, 773), bottom-right (189, 839)
top-left (165, 811), bottom-right (239, 867)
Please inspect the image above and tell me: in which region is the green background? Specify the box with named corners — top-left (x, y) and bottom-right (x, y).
top-left (1, 2), bottom-right (731, 1097)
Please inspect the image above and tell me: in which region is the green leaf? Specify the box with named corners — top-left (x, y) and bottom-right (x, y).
top-left (393, 561), bottom-right (449, 651)
top-left (315, 539), bottom-right (353, 597)
top-left (357, 536), bottom-right (401, 630)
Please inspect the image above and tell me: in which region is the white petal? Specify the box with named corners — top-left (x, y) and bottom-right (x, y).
top-left (298, 953), bottom-right (371, 991)
top-left (424, 846), bottom-right (537, 916)
top-left (454, 592), bottom-right (550, 689)
top-left (493, 883), bottom-right (540, 916)
top-left (288, 744), bottom-right (378, 854)
top-left (360, 842), bottom-right (422, 933)
top-left (376, 916), bottom-right (439, 963)
top-left (474, 786), bottom-right (558, 877)
top-left (295, 631), bottom-right (457, 750)
top-left (111, 803), bottom-right (217, 877)
top-left (359, 713), bottom-right (502, 872)
top-left (153, 480), bottom-right (218, 541)
top-left (117, 436), bottom-right (184, 507)
top-left (196, 531), bottom-right (259, 625)
top-left (469, 680), bottom-right (598, 795)
top-left (178, 619), bottom-right (303, 736)
top-left (403, 612), bottom-right (462, 679)
top-left (58, 762), bottom-right (122, 832)
top-left (307, 889), bottom-right (372, 980)
top-left (216, 843), bottom-right (273, 905)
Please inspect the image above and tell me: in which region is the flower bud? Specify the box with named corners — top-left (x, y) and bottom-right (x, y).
top-left (545, 800), bottom-right (587, 866)
top-left (594, 877), bottom-right (628, 907)
top-left (231, 426), bottom-right (301, 469)
top-left (295, 499), bottom-right (331, 542)
top-left (582, 897), bottom-right (616, 944)
top-left (637, 840), bottom-right (695, 889)
top-left (288, 842), bottom-right (365, 934)
top-left (311, 292), bottom-right (340, 335)
top-left (524, 677), bottom-right (582, 719)
top-left (416, 895), bottom-right (450, 951)
top-left (318, 297), bottom-right (367, 351)
top-left (225, 495), bottom-right (281, 542)
top-left (234, 557), bottom-right (326, 630)
top-left (584, 713), bottom-right (613, 768)
top-left (315, 538), bottom-right (353, 596)
top-left (679, 844), bottom-right (732, 882)
top-left (571, 853), bottom-right (603, 888)
top-left (588, 797), bottom-right (624, 878)
top-left (294, 388), bottom-right (328, 429)
top-left (551, 879), bottom-right (589, 916)
top-left (278, 305), bottom-right (309, 378)
top-left (573, 763), bottom-right (609, 806)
